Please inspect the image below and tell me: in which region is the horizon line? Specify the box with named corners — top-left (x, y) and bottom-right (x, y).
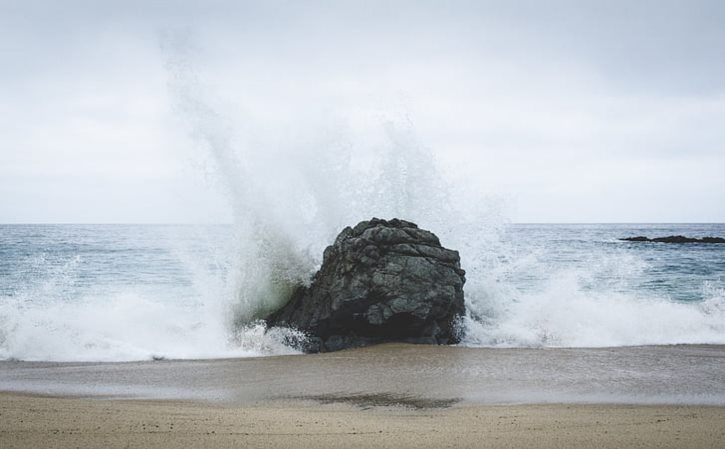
top-left (2, 222), bottom-right (724, 226)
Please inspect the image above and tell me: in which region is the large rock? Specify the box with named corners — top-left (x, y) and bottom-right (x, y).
top-left (266, 218), bottom-right (466, 352)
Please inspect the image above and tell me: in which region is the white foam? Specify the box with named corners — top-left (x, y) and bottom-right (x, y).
top-left (461, 271), bottom-right (725, 348)
top-left (0, 291), bottom-right (304, 362)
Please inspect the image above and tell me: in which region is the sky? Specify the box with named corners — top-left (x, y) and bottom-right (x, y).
top-left (1, 0), bottom-right (724, 223)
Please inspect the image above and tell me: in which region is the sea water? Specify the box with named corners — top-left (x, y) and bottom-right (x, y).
top-left (1, 222), bottom-right (723, 361)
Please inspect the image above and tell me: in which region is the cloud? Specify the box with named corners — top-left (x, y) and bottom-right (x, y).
top-left (1, 1), bottom-right (724, 222)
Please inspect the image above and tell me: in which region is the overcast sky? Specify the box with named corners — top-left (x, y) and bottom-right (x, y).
top-left (1, 0), bottom-right (724, 223)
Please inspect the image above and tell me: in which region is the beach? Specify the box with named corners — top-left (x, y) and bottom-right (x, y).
top-left (3, 394), bottom-right (725, 449)
top-left (2, 344), bottom-right (725, 448)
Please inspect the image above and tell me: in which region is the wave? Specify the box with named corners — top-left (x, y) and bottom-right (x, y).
top-left (462, 274), bottom-right (725, 348)
top-left (0, 291), bottom-right (305, 362)
top-left (2, 257), bottom-right (723, 362)
top-left (1, 41), bottom-right (723, 361)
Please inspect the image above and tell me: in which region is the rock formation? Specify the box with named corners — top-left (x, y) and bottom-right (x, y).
top-left (266, 218), bottom-right (466, 352)
top-left (621, 235), bottom-right (725, 244)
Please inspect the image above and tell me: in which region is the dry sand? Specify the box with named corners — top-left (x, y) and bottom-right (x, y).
top-left (2, 393), bottom-right (725, 449)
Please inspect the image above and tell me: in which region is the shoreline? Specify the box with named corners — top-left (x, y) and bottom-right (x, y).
top-left (3, 392), bottom-right (725, 449)
top-left (3, 344), bottom-right (725, 406)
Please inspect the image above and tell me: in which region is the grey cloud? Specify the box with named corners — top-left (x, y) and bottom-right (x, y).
top-left (1, 0), bottom-right (724, 222)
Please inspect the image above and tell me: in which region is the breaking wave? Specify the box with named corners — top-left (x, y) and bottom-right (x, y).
top-left (1, 38), bottom-right (724, 361)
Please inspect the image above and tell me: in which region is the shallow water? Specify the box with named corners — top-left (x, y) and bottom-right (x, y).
top-left (2, 344), bottom-right (725, 406)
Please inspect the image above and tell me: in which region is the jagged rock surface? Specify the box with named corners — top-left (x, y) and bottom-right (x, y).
top-left (266, 218), bottom-right (466, 352)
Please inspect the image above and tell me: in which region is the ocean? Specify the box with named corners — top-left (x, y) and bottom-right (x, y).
top-left (1, 223), bottom-right (724, 362)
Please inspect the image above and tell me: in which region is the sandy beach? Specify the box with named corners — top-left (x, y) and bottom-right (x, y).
top-left (2, 344), bottom-right (725, 448)
top-left (2, 393), bottom-right (725, 449)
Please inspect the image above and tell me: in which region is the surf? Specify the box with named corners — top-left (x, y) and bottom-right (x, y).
top-left (0, 43), bottom-right (724, 361)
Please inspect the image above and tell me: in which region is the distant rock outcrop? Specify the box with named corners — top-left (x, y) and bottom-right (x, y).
top-left (620, 235), bottom-right (725, 244)
top-left (266, 218), bottom-right (466, 352)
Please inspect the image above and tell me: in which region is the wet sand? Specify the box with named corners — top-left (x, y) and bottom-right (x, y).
top-left (2, 344), bottom-right (725, 405)
top-left (2, 344), bottom-right (725, 448)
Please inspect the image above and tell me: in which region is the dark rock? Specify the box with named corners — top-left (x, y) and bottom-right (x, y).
top-left (266, 218), bottom-right (466, 352)
top-left (621, 236), bottom-right (650, 242)
top-left (620, 235), bottom-right (725, 244)
top-left (702, 237), bottom-right (725, 244)
top-left (653, 235), bottom-right (696, 243)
